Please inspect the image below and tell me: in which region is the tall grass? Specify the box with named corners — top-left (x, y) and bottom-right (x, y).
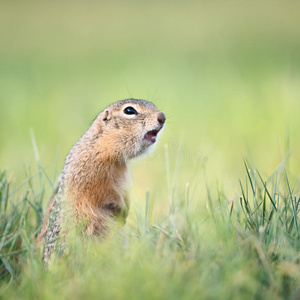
top-left (0, 157), bottom-right (299, 299)
top-left (1, 1), bottom-right (299, 299)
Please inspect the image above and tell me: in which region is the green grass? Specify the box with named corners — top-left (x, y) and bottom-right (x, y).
top-left (0, 156), bottom-right (300, 299)
top-left (1, 1), bottom-right (300, 299)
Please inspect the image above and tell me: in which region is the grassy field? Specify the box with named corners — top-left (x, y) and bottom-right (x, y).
top-left (1, 1), bottom-right (300, 299)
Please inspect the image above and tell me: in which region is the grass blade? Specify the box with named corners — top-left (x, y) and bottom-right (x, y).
top-left (284, 170), bottom-right (299, 239)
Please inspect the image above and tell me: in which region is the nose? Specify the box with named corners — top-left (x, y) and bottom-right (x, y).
top-left (157, 112), bottom-right (166, 125)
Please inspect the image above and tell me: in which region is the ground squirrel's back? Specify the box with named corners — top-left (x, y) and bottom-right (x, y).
top-left (38, 99), bottom-right (166, 266)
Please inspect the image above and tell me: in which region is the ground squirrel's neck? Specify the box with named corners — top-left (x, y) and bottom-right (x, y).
top-left (63, 154), bottom-right (128, 206)
top-left (63, 141), bottom-right (127, 205)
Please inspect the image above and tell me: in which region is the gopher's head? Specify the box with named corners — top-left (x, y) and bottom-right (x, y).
top-left (93, 99), bottom-right (166, 160)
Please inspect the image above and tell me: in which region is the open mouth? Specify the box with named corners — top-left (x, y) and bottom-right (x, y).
top-left (144, 129), bottom-right (160, 143)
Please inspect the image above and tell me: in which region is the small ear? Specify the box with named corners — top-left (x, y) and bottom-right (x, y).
top-left (103, 110), bottom-right (111, 122)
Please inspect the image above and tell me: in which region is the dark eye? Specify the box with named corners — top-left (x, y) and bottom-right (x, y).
top-left (123, 106), bottom-right (137, 115)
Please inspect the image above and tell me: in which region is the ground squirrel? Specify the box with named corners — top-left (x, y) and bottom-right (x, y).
top-left (38, 99), bottom-right (166, 265)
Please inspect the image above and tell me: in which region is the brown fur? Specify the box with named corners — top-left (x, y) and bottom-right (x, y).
top-left (39, 99), bottom-right (166, 263)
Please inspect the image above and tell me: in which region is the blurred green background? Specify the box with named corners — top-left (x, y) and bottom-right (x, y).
top-left (1, 1), bottom-right (300, 200)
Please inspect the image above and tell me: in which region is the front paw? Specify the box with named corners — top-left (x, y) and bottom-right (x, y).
top-left (103, 203), bottom-right (122, 216)
top-left (103, 203), bottom-right (128, 225)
